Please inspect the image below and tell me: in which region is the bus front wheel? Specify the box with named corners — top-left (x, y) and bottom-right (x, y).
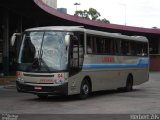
top-left (79, 79), bottom-right (90, 99)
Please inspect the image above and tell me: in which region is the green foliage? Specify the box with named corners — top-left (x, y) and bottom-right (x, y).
top-left (74, 8), bottom-right (110, 23)
top-left (100, 18), bottom-right (110, 23)
top-left (75, 10), bottom-right (89, 19)
top-left (88, 8), bottom-right (101, 20)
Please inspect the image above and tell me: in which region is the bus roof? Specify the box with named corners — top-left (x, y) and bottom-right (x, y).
top-left (26, 26), bottom-right (148, 42)
top-left (25, 26), bottom-right (85, 32)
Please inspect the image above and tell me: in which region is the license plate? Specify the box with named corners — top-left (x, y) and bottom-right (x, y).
top-left (34, 86), bottom-right (42, 90)
top-left (39, 79), bottom-right (53, 83)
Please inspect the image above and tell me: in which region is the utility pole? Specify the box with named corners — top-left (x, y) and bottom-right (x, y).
top-left (119, 3), bottom-right (127, 26)
top-left (74, 3), bottom-right (80, 12)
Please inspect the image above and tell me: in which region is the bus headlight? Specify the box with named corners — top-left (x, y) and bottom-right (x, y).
top-left (54, 79), bottom-right (65, 84)
top-left (17, 78), bottom-right (24, 83)
top-left (16, 71), bottom-right (24, 83)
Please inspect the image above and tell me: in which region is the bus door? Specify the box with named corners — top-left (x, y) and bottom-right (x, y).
top-left (69, 34), bottom-right (84, 76)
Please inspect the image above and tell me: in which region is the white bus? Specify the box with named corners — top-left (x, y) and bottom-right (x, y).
top-left (13, 26), bottom-right (149, 99)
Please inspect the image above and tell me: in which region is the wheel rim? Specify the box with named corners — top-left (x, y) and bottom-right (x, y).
top-left (82, 84), bottom-right (89, 95)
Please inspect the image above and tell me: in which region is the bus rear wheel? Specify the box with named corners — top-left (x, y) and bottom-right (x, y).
top-left (79, 79), bottom-right (90, 99)
top-left (125, 75), bottom-right (133, 92)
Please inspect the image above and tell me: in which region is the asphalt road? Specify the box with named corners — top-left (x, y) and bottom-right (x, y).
top-left (0, 72), bottom-right (160, 119)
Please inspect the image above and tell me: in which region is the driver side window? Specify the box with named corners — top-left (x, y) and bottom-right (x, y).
top-left (69, 33), bottom-right (84, 76)
top-left (70, 35), bottom-right (79, 68)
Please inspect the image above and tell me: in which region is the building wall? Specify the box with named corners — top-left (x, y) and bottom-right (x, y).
top-left (0, 8), bottom-right (3, 65)
top-left (150, 55), bottom-right (160, 71)
top-left (1, 0), bottom-right (160, 76)
top-left (57, 8), bottom-right (67, 14)
top-left (42, 0), bottom-right (57, 9)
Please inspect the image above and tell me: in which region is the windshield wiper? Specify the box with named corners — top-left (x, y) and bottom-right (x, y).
top-left (38, 57), bottom-right (51, 73)
top-left (39, 49), bottom-right (52, 72)
top-left (26, 50), bottom-right (51, 73)
top-left (26, 58), bottom-right (40, 72)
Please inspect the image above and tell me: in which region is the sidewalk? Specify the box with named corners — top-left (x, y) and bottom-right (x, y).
top-left (0, 76), bottom-right (16, 88)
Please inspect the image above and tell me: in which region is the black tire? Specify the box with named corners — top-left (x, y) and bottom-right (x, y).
top-left (79, 79), bottom-right (90, 99)
top-left (37, 94), bottom-right (48, 99)
top-left (125, 75), bottom-right (133, 92)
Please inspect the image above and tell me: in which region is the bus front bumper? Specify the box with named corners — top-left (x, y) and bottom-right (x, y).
top-left (16, 81), bottom-right (68, 95)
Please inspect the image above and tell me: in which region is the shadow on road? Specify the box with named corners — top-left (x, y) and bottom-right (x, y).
top-left (23, 88), bottom-right (143, 102)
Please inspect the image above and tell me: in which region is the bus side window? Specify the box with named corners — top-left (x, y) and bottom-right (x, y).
top-left (114, 39), bottom-right (121, 55)
top-left (109, 39), bottom-right (114, 55)
top-left (87, 35), bottom-right (93, 54)
top-left (87, 35), bottom-right (95, 54)
top-left (141, 43), bottom-right (148, 56)
top-left (136, 42), bottom-right (148, 57)
top-left (87, 45), bottom-right (92, 54)
top-left (130, 42), bottom-right (137, 56)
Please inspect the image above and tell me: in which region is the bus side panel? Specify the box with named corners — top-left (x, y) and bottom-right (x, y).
top-left (67, 70), bottom-right (122, 95)
top-left (118, 56), bottom-right (149, 86)
top-left (82, 55), bottom-right (126, 92)
top-left (132, 69), bottom-right (149, 85)
top-left (67, 55), bottom-right (149, 95)
top-left (67, 73), bottom-right (82, 95)
top-left (83, 70), bottom-right (119, 92)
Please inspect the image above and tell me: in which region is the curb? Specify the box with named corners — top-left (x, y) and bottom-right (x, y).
top-left (0, 76), bottom-right (16, 85)
top-left (4, 84), bottom-right (16, 89)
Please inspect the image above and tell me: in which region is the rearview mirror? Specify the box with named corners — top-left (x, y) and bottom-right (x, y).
top-left (65, 34), bottom-right (70, 47)
top-left (11, 33), bottom-right (21, 46)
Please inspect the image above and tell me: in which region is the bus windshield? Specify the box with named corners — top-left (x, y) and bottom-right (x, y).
top-left (18, 31), bottom-right (68, 72)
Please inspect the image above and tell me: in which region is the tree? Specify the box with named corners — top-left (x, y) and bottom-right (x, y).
top-left (88, 8), bottom-right (101, 20)
top-left (74, 8), bottom-right (110, 23)
top-left (74, 10), bottom-right (89, 19)
top-left (98, 18), bottom-right (110, 23)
